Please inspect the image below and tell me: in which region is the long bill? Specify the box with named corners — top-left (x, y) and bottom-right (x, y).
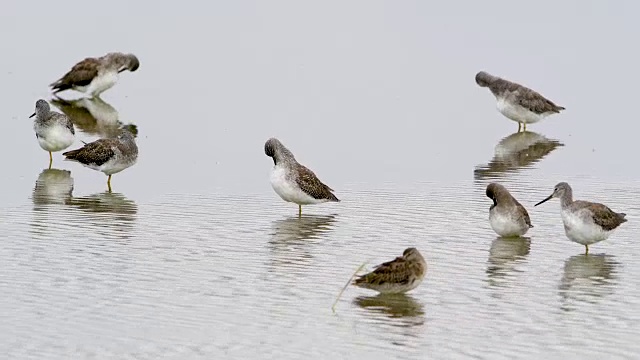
top-left (535, 194), bottom-right (554, 207)
top-left (29, 112), bottom-right (36, 118)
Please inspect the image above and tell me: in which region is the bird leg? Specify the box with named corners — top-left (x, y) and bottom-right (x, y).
top-left (107, 175), bottom-right (112, 193)
top-left (522, 122), bottom-right (527, 132)
top-left (298, 204), bottom-right (302, 217)
top-left (48, 152), bottom-right (53, 169)
top-left (585, 244), bottom-right (589, 255)
top-left (517, 122), bottom-right (522, 132)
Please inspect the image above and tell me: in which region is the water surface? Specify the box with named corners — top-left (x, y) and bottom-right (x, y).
top-left (1, 1), bottom-right (640, 359)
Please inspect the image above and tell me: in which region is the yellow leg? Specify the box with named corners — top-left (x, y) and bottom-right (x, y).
top-left (298, 204), bottom-right (302, 217)
top-left (585, 244), bottom-right (589, 255)
top-left (48, 152), bottom-right (53, 169)
top-left (107, 175), bottom-right (112, 192)
top-left (518, 122), bottom-right (522, 132)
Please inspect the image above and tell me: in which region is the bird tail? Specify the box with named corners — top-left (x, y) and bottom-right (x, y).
top-left (50, 80), bottom-right (70, 93)
top-left (619, 212), bottom-right (628, 222)
top-left (329, 192), bottom-right (340, 202)
top-left (556, 105), bottom-right (566, 111)
top-left (62, 148), bottom-right (80, 160)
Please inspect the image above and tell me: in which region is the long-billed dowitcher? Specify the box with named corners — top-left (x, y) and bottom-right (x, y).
top-left (63, 130), bottom-right (138, 192)
top-left (50, 52), bottom-right (140, 97)
top-left (353, 248), bottom-right (426, 294)
top-left (264, 138), bottom-right (339, 216)
top-left (486, 183), bottom-right (533, 237)
top-left (535, 182), bottom-right (627, 254)
top-left (475, 71), bottom-right (565, 132)
top-left (30, 99), bottom-right (75, 168)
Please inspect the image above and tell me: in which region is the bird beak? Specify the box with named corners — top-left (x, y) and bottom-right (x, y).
top-left (29, 112), bottom-right (36, 118)
top-left (534, 194), bottom-right (554, 207)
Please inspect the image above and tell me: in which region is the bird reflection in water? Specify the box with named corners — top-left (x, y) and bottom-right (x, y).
top-left (32, 168), bottom-right (74, 206)
top-left (66, 191), bottom-right (138, 239)
top-left (50, 96), bottom-right (137, 138)
top-left (559, 254), bottom-right (619, 311)
top-left (268, 214), bottom-right (337, 275)
top-left (354, 293), bottom-right (424, 319)
top-left (31, 168), bottom-right (75, 239)
top-left (486, 236), bottom-right (531, 289)
top-left (353, 292), bottom-right (425, 349)
top-left (474, 131), bottom-right (563, 180)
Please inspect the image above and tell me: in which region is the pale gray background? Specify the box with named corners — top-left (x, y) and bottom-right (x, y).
top-left (1, 1), bottom-right (639, 359)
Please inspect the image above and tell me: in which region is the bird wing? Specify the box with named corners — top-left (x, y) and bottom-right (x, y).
top-left (515, 87), bottom-right (564, 114)
top-left (355, 256), bottom-right (412, 286)
top-left (51, 57), bottom-right (100, 89)
top-left (63, 139), bottom-right (115, 166)
top-left (572, 200), bottom-right (627, 231)
top-left (50, 112), bottom-right (75, 135)
top-left (515, 201), bottom-right (533, 228)
top-left (295, 164), bottom-right (339, 201)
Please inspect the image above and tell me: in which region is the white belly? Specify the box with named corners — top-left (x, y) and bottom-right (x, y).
top-left (80, 71), bottom-right (119, 96)
top-left (496, 97), bottom-right (546, 124)
top-left (93, 157), bottom-right (137, 176)
top-left (270, 166), bottom-right (325, 205)
top-left (489, 209), bottom-right (528, 237)
top-left (37, 125), bottom-right (75, 152)
top-left (561, 210), bottom-right (611, 245)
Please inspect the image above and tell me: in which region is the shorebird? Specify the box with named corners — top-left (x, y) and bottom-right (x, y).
top-left (535, 182), bottom-right (627, 254)
top-left (63, 130), bottom-right (138, 192)
top-left (29, 99), bottom-right (75, 168)
top-left (353, 248), bottom-right (427, 294)
top-left (264, 138), bottom-right (339, 216)
top-left (475, 71), bottom-right (565, 131)
top-left (50, 52), bottom-right (140, 98)
top-left (486, 183), bottom-right (533, 237)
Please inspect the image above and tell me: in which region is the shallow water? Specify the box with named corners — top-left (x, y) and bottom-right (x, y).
top-left (2, 1), bottom-right (640, 359)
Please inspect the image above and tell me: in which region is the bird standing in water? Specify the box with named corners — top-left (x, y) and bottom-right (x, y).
top-left (30, 99), bottom-right (75, 168)
top-left (535, 182), bottom-right (627, 254)
top-left (264, 138), bottom-right (339, 216)
top-left (50, 52), bottom-right (140, 98)
top-left (63, 130), bottom-right (138, 192)
top-left (486, 183), bottom-right (533, 237)
top-left (475, 71), bottom-right (565, 132)
top-left (353, 247), bottom-right (427, 294)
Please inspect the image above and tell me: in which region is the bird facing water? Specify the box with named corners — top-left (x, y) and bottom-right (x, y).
top-left (50, 52), bottom-right (140, 98)
top-left (486, 183), bottom-right (533, 237)
top-left (475, 71), bottom-right (565, 132)
top-left (353, 247), bottom-right (427, 294)
top-left (264, 138), bottom-right (339, 216)
top-left (30, 99), bottom-right (75, 168)
top-left (63, 130), bottom-right (138, 192)
top-left (535, 182), bottom-right (627, 254)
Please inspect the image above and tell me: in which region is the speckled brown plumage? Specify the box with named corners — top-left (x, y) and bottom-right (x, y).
top-left (475, 71), bottom-right (565, 115)
top-left (353, 248), bottom-right (426, 294)
top-left (295, 164), bottom-right (339, 202)
top-left (50, 57), bottom-right (101, 93)
top-left (63, 138), bottom-right (116, 166)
